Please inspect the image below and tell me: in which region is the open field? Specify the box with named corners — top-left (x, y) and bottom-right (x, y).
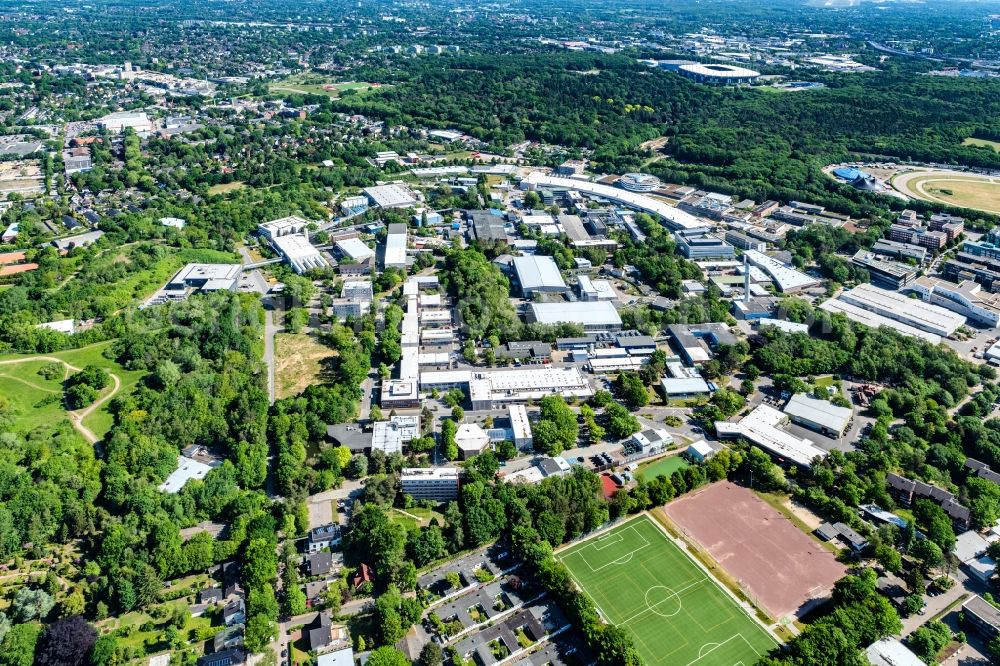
top-left (557, 514), bottom-right (776, 666)
top-left (269, 76), bottom-right (387, 99)
top-left (890, 168), bottom-right (1000, 214)
top-left (207, 181), bottom-right (245, 195)
top-left (664, 481), bottom-right (847, 621)
top-left (963, 137), bottom-right (1000, 152)
top-left (274, 333), bottom-right (336, 399)
top-left (636, 455), bottom-right (688, 481)
top-left (0, 340), bottom-right (146, 439)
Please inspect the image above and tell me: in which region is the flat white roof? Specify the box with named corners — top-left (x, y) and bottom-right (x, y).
top-left (757, 318), bottom-right (809, 334)
top-left (364, 184), bottom-right (417, 208)
top-left (837, 283), bottom-right (966, 337)
top-left (744, 250), bottom-right (820, 292)
top-left (661, 377), bottom-right (714, 395)
top-left (401, 467), bottom-right (460, 481)
top-left (336, 237), bottom-right (376, 262)
top-left (783, 393), bottom-right (852, 434)
top-left (513, 255), bottom-right (566, 291)
top-left (715, 404), bottom-right (827, 467)
top-left (159, 456), bottom-right (215, 493)
top-left (529, 301), bottom-right (622, 327)
top-left (522, 214), bottom-right (555, 226)
top-left (508, 404), bottom-right (532, 441)
top-left (679, 63), bottom-right (760, 78)
top-left (260, 215), bottom-right (309, 235)
top-left (273, 234), bottom-right (328, 273)
top-left (819, 298), bottom-right (941, 344)
top-left (865, 639), bottom-right (924, 666)
top-left (36, 319), bottom-right (75, 334)
top-left (521, 172), bottom-right (703, 230)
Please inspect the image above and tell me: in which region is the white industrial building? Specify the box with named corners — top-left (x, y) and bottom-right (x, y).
top-left (906, 276), bottom-right (1000, 328)
top-left (512, 255), bottom-right (567, 296)
top-left (865, 639), bottom-right (925, 666)
top-left (335, 237), bottom-right (376, 264)
top-left (578, 275), bottom-right (617, 302)
top-left (400, 468), bottom-right (460, 501)
top-left (146, 263), bottom-right (241, 306)
top-left (342, 280), bottom-right (374, 301)
top-left (421, 367), bottom-right (593, 410)
top-left (98, 110), bottom-right (153, 133)
top-left (715, 404), bottom-right (828, 467)
top-left (783, 393), bottom-right (853, 438)
top-left (371, 416), bottom-right (420, 454)
top-left (820, 283), bottom-right (966, 341)
top-left (743, 250), bottom-right (820, 293)
top-left (383, 223), bottom-right (408, 270)
top-left (527, 301), bottom-right (622, 332)
top-left (259, 215), bottom-right (310, 241)
top-left (272, 234), bottom-right (328, 273)
top-left (508, 404), bottom-right (533, 449)
top-left (259, 216), bottom-right (328, 273)
top-left (454, 423), bottom-right (491, 459)
top-left (677, 63), bottom-right (760, 85)
top-left (520, 172), bottom-right (703, 231)
top-left (364, 184), bottom-right (417, 209)
top-left (158, 455), bottom-right (220, 493)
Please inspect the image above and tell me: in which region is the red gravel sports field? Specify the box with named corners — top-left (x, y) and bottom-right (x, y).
top-left (663, 481), bottom-right (847, 620)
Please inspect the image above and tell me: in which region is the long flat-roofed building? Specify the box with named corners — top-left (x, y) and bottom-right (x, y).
top-left (259, 216), bottom-right (329, 273)
top-left (715, 404), bottom-right (827, 467)
top-left (520, 172), bottom-right (703, 231)
top-left (743, 250), bottom-right (820, 293)
top-left (783, 393), bottom-right (853, 438)
top-left (851, 251), bottom-right (918, 290)
top-left (336, 237), bottom-right (376, 264)
top-left (905, 276), bottom-right (1000, 328)
top-left (963, 595), bottom-right (1000, 640)
top-left (512, 255), bottom-right (567, 296)
top-left (508, 404), bottom-right (533, 449)
top-left (383, 223), bottom-right (408, 270)
top-left (824, 283), bottom-right (966, 339)
top-left (401, 468), bottom-right (460, 501)
top-left (526, 301), bottom-right (622, 332)
top-left (364, 184), bottom-right (417, 209)
top-left (420, 367), bottom-right (593, 410)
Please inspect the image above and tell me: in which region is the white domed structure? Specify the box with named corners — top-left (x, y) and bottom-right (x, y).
top-left (619, 173), bottom-right (661, 193)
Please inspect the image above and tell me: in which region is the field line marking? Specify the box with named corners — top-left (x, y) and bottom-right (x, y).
top-left (579, 525), bottom-right (651, 573)
top-left (685, 634), bottom-right (743, 666)
top-left (618, 578), bottom-right (705, 625)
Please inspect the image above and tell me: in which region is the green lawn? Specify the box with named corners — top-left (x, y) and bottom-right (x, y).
top-left (0, 340), bottom-right (147, 439)
top-left (637, 455), bottom-right (689, 482)
top-left (557, 515), bottom-right (777, 666)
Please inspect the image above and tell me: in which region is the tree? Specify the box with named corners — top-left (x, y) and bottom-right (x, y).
top-left (902, 594), bottom-right (924, 617)
top-left (419, 641), bottom-right (444, 666)
top-left (244, 614), bottom-right (277, 652)
top-left (874, 544), bottom-right (902, 574)
top-left (913, 500), bottom-right (956, 552)
top-left (244, 539), bottom-right (278, 590)
top-left (605, 402), bottom-right (641, 440)
top-left (441, 419), bottom-right (459, 461)
top-left (910, 539), bottom-right (944, 571)
top-left (0, 623), bottom-right (41, 666)
top-left (346, 454), bottom-right (369, 479)
top-left (34, 616), bottom-right (97, 666)
top-left (614, 373), bottom-right (649, 409)
top-left (87, 635), bottom-right (117, 666)
top-left (367, 646), bottom-right (411, 666)
top-left (596, 625), bottom-right (644, 666)
top-left (11, 588), bottom-right (54, 622)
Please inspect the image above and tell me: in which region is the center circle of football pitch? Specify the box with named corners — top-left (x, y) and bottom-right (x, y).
top-left (644, 585), bottom-right (682, 618)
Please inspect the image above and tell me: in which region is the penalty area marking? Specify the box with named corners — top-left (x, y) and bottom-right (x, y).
top-left (686, 634), bottom-right (756, 666)
top-left (578, 525), bottom-right (651, 572)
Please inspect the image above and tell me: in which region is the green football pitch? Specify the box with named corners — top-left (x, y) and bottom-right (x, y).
top-left (557, 514), bottom-right (777, 666)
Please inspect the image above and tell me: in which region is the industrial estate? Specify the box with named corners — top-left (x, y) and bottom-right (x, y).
top-left (1, 1), bottom-right (1000, 666)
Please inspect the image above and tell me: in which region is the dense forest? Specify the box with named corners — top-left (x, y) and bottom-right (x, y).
top-left (335, 51), bottom-right (1000, 217)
